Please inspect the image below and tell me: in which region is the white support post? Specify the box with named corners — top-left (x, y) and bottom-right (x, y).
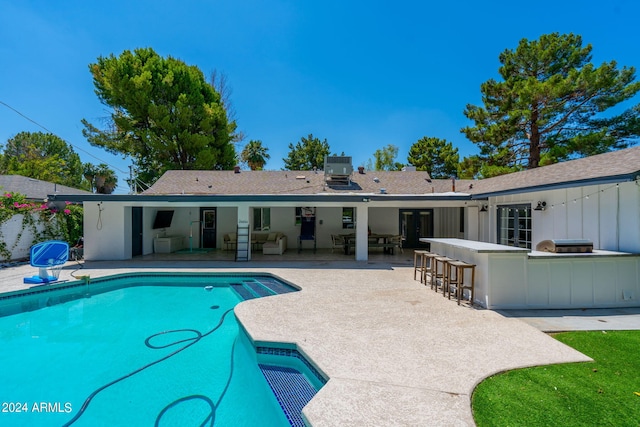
top-left (355, 204), bottom-right (369, 261)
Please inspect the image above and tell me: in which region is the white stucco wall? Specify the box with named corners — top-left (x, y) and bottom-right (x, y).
top-left (1, 214), bottom-right (38, 261)
top-left (1, 213), bottom-right (73, 261)
top-left (83, 202), bottom-right (128, 261)
top-left (216, 207), bottom-right (237, 248)
top-left (316, 206), bottom-right (346, 247)
top-left (368, 207), bottom-right (398, 234)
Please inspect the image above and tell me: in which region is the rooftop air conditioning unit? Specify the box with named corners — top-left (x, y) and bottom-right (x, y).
top-left (324, 156), bottom-right (353, 176)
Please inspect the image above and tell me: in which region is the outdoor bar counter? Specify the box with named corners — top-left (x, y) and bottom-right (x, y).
top-left (421, 238), bottom-right (640, 310)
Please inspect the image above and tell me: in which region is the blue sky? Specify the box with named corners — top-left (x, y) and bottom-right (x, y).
top-left (1, 0), bottom-right (639, 193)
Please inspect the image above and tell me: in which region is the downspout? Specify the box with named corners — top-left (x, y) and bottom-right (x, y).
top-left (617, 183), bottom-right (620, 251)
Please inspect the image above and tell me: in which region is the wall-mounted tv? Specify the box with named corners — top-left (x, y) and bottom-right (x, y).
top-left (152, 210), bottom-right (174, 229)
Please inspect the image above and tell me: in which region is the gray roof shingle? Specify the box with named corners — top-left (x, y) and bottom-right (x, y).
top-left (0, 175), bottom-right (92, 201)
top-left (465, 145), bottom-right (640, 196)
top-left (142, 169), bottom-right (475, 195)
top-left (141, 145), bottom-right (640, 198)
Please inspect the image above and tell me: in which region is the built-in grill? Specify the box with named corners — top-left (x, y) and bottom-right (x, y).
top-left (536, 239), bottom-right (593, 253)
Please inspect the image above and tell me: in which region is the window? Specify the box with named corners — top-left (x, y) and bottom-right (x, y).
top-left (497, 204), bottom-right (532, 249)
top-left (295, 207), bottom-right (302, 225)
top-left (253, 208), bottom-right (270, 231)
top-left (342, 207), bottom-right (355, 229)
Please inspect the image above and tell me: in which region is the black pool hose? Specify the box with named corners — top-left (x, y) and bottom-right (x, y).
top-left (62, 308), bottom-right (235, 426)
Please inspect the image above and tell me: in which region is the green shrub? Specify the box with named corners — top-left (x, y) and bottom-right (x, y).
top-left (0, 192), bottom-right (83, 261)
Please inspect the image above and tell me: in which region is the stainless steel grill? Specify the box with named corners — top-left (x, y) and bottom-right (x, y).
top-left (536, 239), bottom-right (593, 253)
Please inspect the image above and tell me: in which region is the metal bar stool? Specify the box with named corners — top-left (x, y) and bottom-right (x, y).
top-left (413, 250), bottom-right (430, 282)
top-left (447, 260), bottom-right (476, 305)
top-left (431, 256), bottom-right (453, 292)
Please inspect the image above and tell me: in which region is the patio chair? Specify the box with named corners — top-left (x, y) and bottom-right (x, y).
top-left (298, 217), bottom-right (316, 253)
top-left (331, 234), bottom-right (345, 253)
top-left (223, 233), bottom-right (237, 251)
top-left (389, 235), bottom-right (403, 254)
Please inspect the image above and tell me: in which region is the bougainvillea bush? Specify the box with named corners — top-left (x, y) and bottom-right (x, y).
top-left (0, 192), bottom-right (83, 261)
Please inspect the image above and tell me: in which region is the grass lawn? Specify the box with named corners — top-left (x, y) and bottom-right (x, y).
top-left (472, 330), bottom-right (640, 426)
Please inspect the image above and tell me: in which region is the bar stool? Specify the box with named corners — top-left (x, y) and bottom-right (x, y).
top-left (431, 256), bottom-right (453, 292)
top-left (413, 250), bottom-right (430, 283)
top-left (447, 260), bottom-right (476, 305)
top-left (422, 252), bottom-right (439, 285)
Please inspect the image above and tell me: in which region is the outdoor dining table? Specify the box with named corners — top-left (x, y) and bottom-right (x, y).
top-left (343, 233), bottom-right (395, 255)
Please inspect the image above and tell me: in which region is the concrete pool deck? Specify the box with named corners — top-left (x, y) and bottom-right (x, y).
top-left (0, 259), bottom-right (608, 426)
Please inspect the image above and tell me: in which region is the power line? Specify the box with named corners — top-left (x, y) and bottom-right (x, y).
top-left (0, 100), bottom-right (129, 175)
top-left (0, 100), bottom-right (156, 193)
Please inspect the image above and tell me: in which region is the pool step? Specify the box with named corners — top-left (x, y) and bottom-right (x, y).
top-left (229, 283), bottom-right (258, 300)
top-left (255, 278), bottom-right (297, 295)
top-left (243, 280), bottom-right (276, 298)
top-left (258, 364), bottom-right (317, 427)
top-left (231, 278), bottom-right (295, 301)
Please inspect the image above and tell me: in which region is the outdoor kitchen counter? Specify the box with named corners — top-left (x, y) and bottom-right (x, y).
top-left (422, 238), bottom-right (529, 309)
top-left (421, 238), bottom-right (529, 253)
top-left (528, 249), bottom-right (636, 258)
top-left (421, 238), bottom-right (640, 309)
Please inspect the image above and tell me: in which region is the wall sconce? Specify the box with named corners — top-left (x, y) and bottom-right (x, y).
top-left (534, 201), bottom-right (546, 211)
top-left (479, 204), bottom-right (488, 212)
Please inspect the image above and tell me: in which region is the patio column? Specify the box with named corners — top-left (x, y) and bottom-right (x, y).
top-left (466, 206), bottom-right (479, 241)
top-left (355, 204), bottom-right (369, 261)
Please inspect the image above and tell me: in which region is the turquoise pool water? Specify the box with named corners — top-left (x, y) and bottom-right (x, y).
top-left (0, 275), bottom-right (320, 426)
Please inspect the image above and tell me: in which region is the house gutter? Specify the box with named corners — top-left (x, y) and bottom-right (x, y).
top-left (49, 193), bottom-right (476, 203)
top-left (469, 172), bottom-right (640, 199)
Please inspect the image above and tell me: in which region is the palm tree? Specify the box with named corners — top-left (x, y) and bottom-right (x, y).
top-left (241, 140), bottom-right (270, 170)
top-left (83, 163), bottom-right (118, 194)
top-left (83, 163), bottom-right (98, 192)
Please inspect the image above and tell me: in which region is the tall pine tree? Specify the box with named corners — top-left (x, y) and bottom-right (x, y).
top-left (462, 33), bottom-right (640, 177)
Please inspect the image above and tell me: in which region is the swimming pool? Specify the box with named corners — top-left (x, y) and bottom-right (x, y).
top-left (0, 273), bottom-right (325, 426)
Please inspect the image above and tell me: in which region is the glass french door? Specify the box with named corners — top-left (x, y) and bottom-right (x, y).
top-left (200, 207), bottom-right (217, 249)
top-left (497, 204), bottom-right (532, 249)
top-left (399, 209), bottom-right (433, 249)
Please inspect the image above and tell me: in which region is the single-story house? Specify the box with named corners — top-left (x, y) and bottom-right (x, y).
top-left (53, 148), bottom-right (640, 309)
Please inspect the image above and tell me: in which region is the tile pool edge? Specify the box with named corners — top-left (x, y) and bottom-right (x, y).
top-left (237, 323), bottom-right (329, 427)
top-left (0, 271), bottom-right (302, 302)
top-left (237, 322), bottom-right (329, 388)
